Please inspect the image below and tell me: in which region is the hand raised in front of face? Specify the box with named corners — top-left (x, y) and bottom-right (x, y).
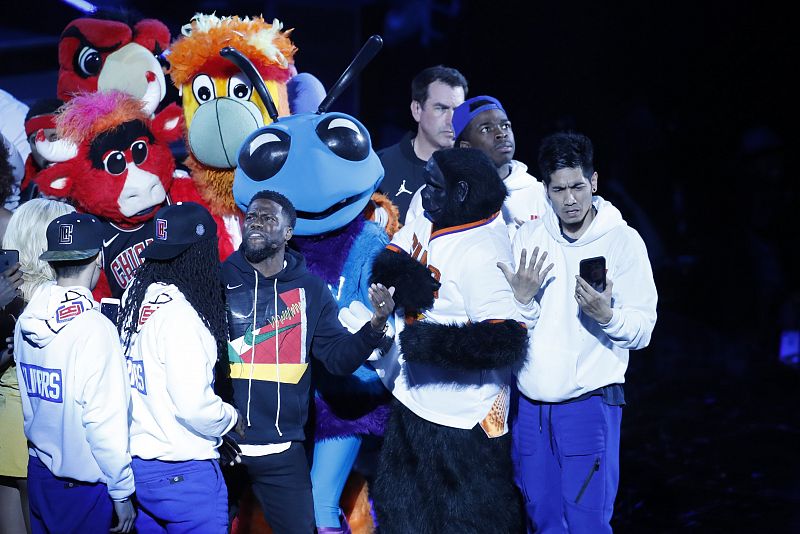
top-left (498, 247), bottom-right (554, 305)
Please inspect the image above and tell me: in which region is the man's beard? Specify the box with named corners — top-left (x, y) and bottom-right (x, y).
top-left (243, 238), bottom-right (281, 263)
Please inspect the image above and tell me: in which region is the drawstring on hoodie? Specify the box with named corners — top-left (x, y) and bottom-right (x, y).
top-left (244, 272), bottom-right (283, 436)
top-left (273, 278), bottom-right (283, 437)
top-left (246, 274), bottom-right (258, 427)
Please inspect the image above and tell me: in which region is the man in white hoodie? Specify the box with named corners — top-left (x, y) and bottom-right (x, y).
top-left (14, 212), bottom-right (136, 533)
top-left (405, 95), bottom-right (549, 239)
top-left (499, 132), bottom-right (658, 533)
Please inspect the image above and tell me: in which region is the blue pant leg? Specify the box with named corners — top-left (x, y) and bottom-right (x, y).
top-left (132, 458), bottom-right (228, 534)
top-left (26, 456), bottom-right (113, 534)
top-left (603, 403), bottom-right (622, 525)
top-left (134, 501), bottom-right (167, 534)
top-left (553, 397), bottom-right (621, 533)
top-left (512, 395), bottom-right (567, 534)
top-left (311, 435), bottom-right (362, 528)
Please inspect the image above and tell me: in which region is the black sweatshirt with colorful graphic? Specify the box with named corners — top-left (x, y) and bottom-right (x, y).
top-left (223, 248), bottom-right (385, 445)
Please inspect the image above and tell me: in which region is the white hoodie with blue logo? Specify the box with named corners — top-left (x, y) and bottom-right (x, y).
top-left (14, 282), bottom-right (134, 500)
top-left (122, 283), bottom-right (237, 462)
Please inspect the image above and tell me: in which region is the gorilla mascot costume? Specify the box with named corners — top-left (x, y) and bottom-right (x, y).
top-left (368, 147), bottom-right (534, 533)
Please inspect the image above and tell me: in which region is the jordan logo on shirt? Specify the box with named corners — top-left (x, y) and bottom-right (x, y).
top-left (396, 180), bottom-right (412, 197)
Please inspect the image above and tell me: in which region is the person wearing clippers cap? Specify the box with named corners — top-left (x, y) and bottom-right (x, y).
top-left (118, 201), bottom-right (244, 533)
top-left (14, 212), bottom-right (136, 533)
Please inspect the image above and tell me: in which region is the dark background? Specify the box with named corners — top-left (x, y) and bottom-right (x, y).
top-left (2, 1), bottom-right (797, 531)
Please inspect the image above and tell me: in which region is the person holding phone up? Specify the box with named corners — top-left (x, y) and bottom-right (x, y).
top-left (498, 131), bottom-right (658, 533)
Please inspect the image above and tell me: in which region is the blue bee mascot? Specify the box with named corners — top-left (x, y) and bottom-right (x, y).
top-left (224, 39), bottom-right (392, 534)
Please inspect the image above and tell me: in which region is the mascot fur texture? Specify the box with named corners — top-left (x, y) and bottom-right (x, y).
top-left (57, 15), bottom-right (170, 101)
top-left (167, 14), bottom-right (296, 260)
top-left (370, 148), bottom-right (528, 533)
top-left (33, 91), bottom-right (189, 299)
top-left (226, 30), bottom-right (396, 534)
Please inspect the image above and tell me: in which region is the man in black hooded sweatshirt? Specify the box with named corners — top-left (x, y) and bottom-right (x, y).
top-left (222, 190), bottom-right (394, 534)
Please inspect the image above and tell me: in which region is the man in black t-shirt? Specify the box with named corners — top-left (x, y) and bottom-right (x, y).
top-left (377, 65), bottom-right (468, 222)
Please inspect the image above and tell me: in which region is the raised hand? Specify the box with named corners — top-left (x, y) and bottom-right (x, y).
top-left (497, 247), bottom-right (554, 305)
top-left (368, 283), bottom-right (396, 332)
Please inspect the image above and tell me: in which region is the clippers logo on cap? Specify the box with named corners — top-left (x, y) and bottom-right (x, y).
top-left (59, 224), bottom-right (73, 245)
top-left (156, 219), bottom-right (168, 240)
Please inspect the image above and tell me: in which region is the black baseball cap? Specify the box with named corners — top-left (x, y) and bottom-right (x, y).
top-left (140, 202), bottom-right (216, 260)
top-left (40, 212), bottom-right (103, 262)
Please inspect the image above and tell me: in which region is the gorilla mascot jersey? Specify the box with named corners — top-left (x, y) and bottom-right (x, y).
top-left (369, 148), bottom-right (532, 534)
top-left (228, 39), bottom-right (391, 533)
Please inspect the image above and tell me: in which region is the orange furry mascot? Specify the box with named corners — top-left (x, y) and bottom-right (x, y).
top-left (166, 14), bottom-right (295, 259)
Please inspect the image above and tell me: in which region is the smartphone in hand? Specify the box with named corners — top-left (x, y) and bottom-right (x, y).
top-left (0, 249), bottom-right (20, 272)
top-left (100, 297), bottom-right (120, 324)
top-left (579, 256), bottom-right (606, 292)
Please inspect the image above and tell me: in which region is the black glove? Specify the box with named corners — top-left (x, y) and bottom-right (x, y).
top-left (370, 248), bottom-right (440, 313)
top-left (219, 434), bottom-right (242, 467)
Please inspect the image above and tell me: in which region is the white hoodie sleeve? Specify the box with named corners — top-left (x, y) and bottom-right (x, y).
top-left (600, 230), bottom-right (658, 350)
top-left (76, 315), bottom-right (135, 500)
top-left (159, 302), bottom-right (237, 438)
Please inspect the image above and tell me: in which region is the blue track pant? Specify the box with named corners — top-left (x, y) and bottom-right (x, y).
top-left (27, 455), bottom-right (112, 534)
top-left (512, 394), bottom-right (621, 533)
top-left (311, 435), bottom-right (362, 528)
top-left (132, 457), bottom-right (228, 533)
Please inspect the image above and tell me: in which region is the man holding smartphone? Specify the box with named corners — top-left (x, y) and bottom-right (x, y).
top-left (498, 132), bottom-right (658, 533)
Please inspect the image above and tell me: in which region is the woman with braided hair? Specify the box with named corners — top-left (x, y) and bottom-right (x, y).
top-left (118, 201), bottom-right (244, 533)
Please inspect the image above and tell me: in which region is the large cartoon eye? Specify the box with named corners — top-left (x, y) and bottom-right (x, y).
top-left (192, 74), bottom-right (216, 103)
top-left (238, 129), bottom-right (290, 182)
top-left (227, 73), bottom-right (252, 101)
top-left (131, 140), bottom-right (148, 165)
top-left (315, 116), bottom-right (369, 161)
top-left (103, 151), bottom-right (127, 175)
top-left (77, 47), bottom-right (102, 77)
